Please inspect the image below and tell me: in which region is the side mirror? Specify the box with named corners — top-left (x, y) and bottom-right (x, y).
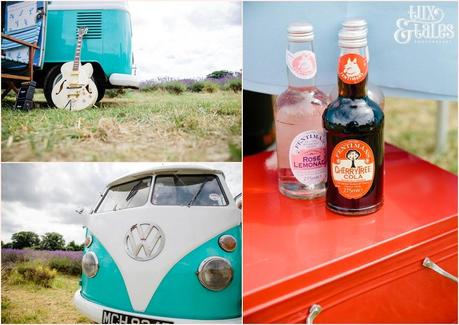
top-left (234, 193), bottom-right (242, 210)
top-left (75, 207), bottom-right (90, 227)
top-left (75, 208), bottom-right (94, 215)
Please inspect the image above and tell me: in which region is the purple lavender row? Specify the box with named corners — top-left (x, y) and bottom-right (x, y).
top-left (2, 248), bottom-right (83, 263)
top-left (140, 71), bottom-right (242, 89)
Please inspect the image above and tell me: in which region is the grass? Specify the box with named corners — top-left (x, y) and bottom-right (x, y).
top-left (1, 274), bottom-right (91, 324)
top-left (384, 97), bottom-right (458, 174)
top-left (1, 89), bottom-right (241, 162)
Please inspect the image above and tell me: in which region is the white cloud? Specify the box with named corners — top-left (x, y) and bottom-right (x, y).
top-left (129, 1), bottom-right (242, 80)
top-left (1, 162), bottom-right (241, 244)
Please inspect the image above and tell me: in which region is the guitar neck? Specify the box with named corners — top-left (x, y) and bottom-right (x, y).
top-left (72, 33), bottom-right (84, 72)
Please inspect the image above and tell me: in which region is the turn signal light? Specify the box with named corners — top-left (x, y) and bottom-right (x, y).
top-left (84, 234), bottom-right (93, 248)
top-left (218, 235), bottom-right (237, 252)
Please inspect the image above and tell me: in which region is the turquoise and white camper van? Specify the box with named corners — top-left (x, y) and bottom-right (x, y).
top-left (73, 166), bottom-right (242, 324)
top-left (1, 1), bottom-right (137, 105)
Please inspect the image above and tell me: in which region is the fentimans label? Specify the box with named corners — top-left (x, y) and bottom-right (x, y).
top-left (289, 130), bottom-right (327, 186)
top-left (331, 139), bottom-right (375, 199)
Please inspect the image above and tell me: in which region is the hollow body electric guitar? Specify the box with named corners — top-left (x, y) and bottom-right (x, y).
top-left (52, 27), bottom-right (98, 111)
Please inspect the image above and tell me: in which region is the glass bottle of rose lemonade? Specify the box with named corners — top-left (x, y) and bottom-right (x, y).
top-left (275, 22), bottom-right (329, 199)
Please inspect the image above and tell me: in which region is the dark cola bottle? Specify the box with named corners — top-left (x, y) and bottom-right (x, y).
top-left (322, 27), bottom-right (384, 215)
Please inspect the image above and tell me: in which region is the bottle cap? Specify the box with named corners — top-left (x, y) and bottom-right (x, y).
top-left (338, 28), bottom-right (367, 48)
top-left (342, 18), bottom-right (368, 31)
top-left (288, 22), bottom-right (314, 42)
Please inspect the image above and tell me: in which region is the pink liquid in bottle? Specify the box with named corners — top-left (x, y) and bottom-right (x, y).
top-left (275, 22), bottom-right (329, 199)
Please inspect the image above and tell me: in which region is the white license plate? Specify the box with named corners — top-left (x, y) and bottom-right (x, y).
top-left (102, 310), bottom-right (174, 324)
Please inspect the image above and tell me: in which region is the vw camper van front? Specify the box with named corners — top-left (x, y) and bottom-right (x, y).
top-left (73, 166), bottom-right (241, 323)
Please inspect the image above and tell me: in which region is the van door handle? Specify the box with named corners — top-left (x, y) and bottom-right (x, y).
top-left (306, 304), bottom-right (322, 324)
top-left (423, 257), bottom-right (458, 283)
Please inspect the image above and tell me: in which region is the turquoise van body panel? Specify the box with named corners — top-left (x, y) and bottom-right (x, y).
top-left (81, 231), bottom-right (134, 312)
top-left (145, 225), bottom-right (242, 319)
top-left (81, 225), bottom-right (241, 319)
top-left (44, 9), bottom-right (132, 76)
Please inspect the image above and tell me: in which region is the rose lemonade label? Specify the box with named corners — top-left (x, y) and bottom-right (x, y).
top-left (289, 131), bottom-right (326, 186)
top-left (286, 50), bottom-right (317, 79)
top-left (338, 53), bottom-right (368, 84)
top-left (331, 139), bottom-right (375, 199)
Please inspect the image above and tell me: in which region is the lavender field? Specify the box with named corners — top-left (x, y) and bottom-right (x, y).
top-left (2, 248), bottom-right (82, 264)
top-left (2, 248), bottom-right (82, 277)
top-left (139, 72), bottom-right (242, 91)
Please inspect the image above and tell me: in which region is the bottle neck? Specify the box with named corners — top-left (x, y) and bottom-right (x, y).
top-left (338, 46), bottom-right (367, 99)
top-left (287, 41), bottom-right (316, 89)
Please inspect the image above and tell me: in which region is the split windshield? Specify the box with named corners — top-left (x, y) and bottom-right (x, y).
top-left (96, 177), bottom-right (151, 213)
top-left (152, 174), bottom-right (227, 206)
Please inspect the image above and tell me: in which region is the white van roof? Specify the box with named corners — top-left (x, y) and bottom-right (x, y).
top-left (48, 1), bottom-right (129, 12)
top-left (108, 165), bottom-right (224, 187)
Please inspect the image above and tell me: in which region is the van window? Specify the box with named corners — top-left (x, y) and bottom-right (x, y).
top-left (96, 177), bottom-right (151, 213)
top-left (152, 175), bottom-right (228, 206)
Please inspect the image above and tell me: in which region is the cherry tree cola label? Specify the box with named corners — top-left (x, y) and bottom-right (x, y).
top-left (331, 139), bottom-right (375, 199)
top-left (289, 131), bottom-right (327, 186)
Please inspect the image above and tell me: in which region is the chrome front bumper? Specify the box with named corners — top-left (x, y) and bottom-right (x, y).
top-left (109, 73), bottom-right (139, 88)
top-left (73, 290), bottom-right (241, 324)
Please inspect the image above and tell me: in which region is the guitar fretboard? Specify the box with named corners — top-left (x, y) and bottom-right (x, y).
top-left (72, 31), bottom-right (85, 72)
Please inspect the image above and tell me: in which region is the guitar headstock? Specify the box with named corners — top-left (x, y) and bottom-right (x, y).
top-left (77, 27), bottom-right (89, 37)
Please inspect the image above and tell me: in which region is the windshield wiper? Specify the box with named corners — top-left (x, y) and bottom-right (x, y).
top-left (186, 178), bottom-right (209, 207)
top-left (126, 180), bottom-right (143, 202)
top-left (173, 174), bottom-right (187, 187)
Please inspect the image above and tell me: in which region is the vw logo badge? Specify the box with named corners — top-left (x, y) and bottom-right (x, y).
top-left (125, 223), bottom-right (165, 261)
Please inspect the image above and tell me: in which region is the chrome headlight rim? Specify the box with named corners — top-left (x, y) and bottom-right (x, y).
top-left (197, 256), bottom-right (233, 292)
top-left (82, 251), bottom-right (99, 278)
top-left (218, 235), bottom-right (237, 252)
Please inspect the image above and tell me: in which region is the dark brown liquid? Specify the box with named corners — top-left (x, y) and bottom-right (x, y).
top-left (323, 77), bottom-right (384, 215)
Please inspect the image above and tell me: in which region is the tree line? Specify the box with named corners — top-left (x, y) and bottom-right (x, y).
top-left (1, 231), bottom-right (84, 251)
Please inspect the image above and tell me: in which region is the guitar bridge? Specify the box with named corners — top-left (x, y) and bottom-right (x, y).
top-left (67, 84), bottom-right (84, 89)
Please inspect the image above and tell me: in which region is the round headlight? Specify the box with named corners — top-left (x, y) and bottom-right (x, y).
top-left (197, 257), bottom-right (233, 291)
top-left (218, 235), bottom-right (237, 252)
top-left (82, 251), bottom-right (99, 278)
top-left (84, 234), bottom-right (93, 248)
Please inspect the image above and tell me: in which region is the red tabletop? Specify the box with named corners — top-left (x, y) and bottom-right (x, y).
top-left (243, 144), bottom-right (458, 313)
